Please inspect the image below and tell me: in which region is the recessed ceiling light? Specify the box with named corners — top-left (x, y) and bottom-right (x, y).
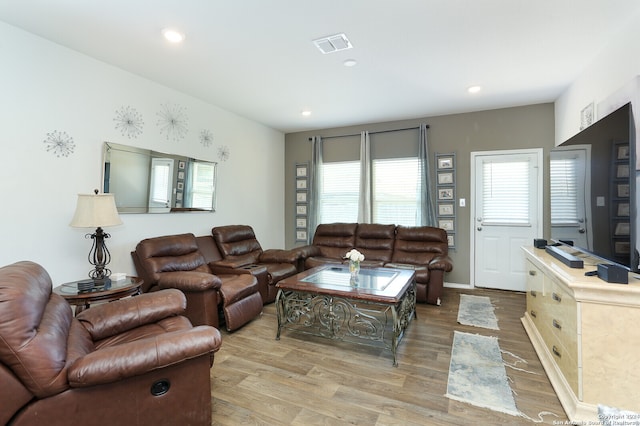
top-left (343, 59), bottom-right (357, 67)
top-left (301, 110), bottom-right (312, 117)
top-left (467, 85), bottom-right (482, 94)
top-left (162, 28), bottom-right (185, 43)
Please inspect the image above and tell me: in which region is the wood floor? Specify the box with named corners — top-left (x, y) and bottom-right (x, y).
top-left (210, 287), bottom-right (568, 425)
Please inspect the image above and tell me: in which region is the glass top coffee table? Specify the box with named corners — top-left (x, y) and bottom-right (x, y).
top-left (275, 265), bottom-right (416, 366)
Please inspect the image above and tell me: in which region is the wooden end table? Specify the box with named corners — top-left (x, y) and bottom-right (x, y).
top-left (53, 276), bottom-right (143, 315)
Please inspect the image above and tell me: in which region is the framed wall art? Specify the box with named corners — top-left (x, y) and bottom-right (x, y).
top-left (435, 152), bottom-right (457, 249)
top-left (438, 188), bottom-right (454, 200)
top-left (438, 203), bottom-right (454, 216)
top-left (295, 162), bottom-right (309, 243)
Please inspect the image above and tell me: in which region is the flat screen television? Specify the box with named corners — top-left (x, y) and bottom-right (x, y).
top-left (549, 102), bottom-right (637, 271)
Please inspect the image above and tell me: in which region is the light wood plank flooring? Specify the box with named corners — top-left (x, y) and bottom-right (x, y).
top-left (210, 287), bottom-right (568, 425)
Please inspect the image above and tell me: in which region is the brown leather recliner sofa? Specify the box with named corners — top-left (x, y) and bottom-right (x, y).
top-left (296, 223), bottom-right (454, 305)
top-left (210, 225), bottom-right (299, 304)
top-left (0, 261), bottom-right (221, 426)
top-left (132, 233), bottom-right (263, 331)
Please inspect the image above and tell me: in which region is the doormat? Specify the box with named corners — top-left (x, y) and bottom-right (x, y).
top-left (457, 294), bottom-right (499, 330)
top-left (445, 331), bottom-right (518, 416)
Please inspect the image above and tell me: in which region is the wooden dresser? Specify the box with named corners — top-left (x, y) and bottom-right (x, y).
top-left (522, 246), bottom-right (640, 421)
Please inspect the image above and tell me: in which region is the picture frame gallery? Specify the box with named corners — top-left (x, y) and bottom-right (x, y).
top-left (435, 153), bottom-right (456, 249)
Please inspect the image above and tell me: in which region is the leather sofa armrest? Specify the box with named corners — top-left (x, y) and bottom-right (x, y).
top-left (209, 263), bottom-right (267, 276)
top-left (259, 249), bottom-right (298, 264)
top-left (210, 258), bottom-right (253, 269)
top-left (77, 289), bottom-right (187, 341)
top-left (292, 245), bottom-right (321, 259)
top-left (68, 325), bottom-right (222, 387)
top-left (429, 255), bottom-right (454, 272)
top-left (157, 271), bottom-right (222, 292)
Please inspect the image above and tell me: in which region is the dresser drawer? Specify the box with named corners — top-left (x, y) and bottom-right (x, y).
top-left (526, 261), bottom-right (547, 328)
top-left (547, 335), bottom-right (579, 396)
top-left (547, 280), bottom-right (578, 361)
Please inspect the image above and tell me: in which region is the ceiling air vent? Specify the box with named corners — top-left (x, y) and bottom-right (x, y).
top-left (313, 33), bottom-right (353, 54)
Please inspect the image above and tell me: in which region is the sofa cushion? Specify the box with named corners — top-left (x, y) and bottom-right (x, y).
top-left (133, 233), bottom-right (210, 292)
top-left (212, 225), bottom-right (263, 266)
top-left (355, 223), bottom-right (396, 263)
top-left (391, 226), bottom-right (448, 266)
top-left (312, 223), bottom-right (357, 259)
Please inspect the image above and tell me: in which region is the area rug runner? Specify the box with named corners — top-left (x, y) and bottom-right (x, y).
top-left (457, 294), bottom-right (499, 330)
top-left (445, 331), bottom-right (519, 417)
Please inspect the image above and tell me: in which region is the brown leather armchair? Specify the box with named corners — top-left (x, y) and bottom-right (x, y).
top-left (210, 225), bottom-right (298, 303)
top-left (132, 233), bottom-right (263, 331)
top-left (0, 261), bottom-right (221, 426)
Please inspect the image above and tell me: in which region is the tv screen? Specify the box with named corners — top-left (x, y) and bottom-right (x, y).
top-left (550, 102), bottom-right (637, 271)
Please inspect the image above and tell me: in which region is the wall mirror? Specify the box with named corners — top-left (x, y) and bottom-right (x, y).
top-left (102, 142), bottom-right (217, 214)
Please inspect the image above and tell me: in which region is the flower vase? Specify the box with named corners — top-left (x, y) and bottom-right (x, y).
top-left (349, 259), bottom-right (360, 283)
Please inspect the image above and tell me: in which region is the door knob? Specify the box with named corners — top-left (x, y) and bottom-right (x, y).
top-left (477, 227), bottom-right (482, 231)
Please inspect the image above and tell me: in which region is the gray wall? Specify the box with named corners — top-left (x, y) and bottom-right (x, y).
top-left (285, 103), bottom-right (555, 285)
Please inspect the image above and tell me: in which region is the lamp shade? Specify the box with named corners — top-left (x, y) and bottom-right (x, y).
top-left (70, 193), bottom-right (123, 228)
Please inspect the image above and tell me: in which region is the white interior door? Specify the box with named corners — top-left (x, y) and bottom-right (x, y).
top-left (472, 149), bottom-right (542, 291)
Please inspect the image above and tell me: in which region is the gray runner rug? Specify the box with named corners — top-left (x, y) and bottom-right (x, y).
top-left (457, 294), bottom-right (499, 330)
top-left (445, 331), bottom-right (519, 416)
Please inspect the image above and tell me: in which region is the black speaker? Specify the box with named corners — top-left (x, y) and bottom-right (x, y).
top-left (597, 263), bottom-right (628, 284)
top-left (534, 238), bottom-right (547, 249)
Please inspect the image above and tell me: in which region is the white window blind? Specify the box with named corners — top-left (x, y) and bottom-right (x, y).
top-left (150, 162), bottom-right (170, 204)
top-left (549, 157), bottom-right (579, 225)
top-left (189, 162), bottom-right (215, 209)
top-left (372, 157), bottom-right (421, 225)
top-left (319, 161), bottom-right (360, 223)
top-left (482, 160), bottom-right (530, 224)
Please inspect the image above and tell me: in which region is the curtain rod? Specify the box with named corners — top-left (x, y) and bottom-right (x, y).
top-left (307, 125), bottom-right (429, 141)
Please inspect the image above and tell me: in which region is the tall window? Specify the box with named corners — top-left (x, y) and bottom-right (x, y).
top-left (372, 157), bottom-right (421, 225)
top-left (187, 161), bottom-right (216, 209)
top-left (318, 161), bottom-right (360, 223)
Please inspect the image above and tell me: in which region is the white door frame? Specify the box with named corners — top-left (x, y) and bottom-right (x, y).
top-left (469, 148), bottom-right (544, 288)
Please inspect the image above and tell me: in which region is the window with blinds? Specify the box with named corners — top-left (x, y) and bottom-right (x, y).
top-left (549, 157), bottom-right (579, 225)
top-left (318, 160), bottom-right (360, 223)
top-left (316, 129), bottom-right (425, 226)
top-left (372, 157), bottom-right (421, 225)
top-left (188, 162), bottom-right (215, 209)
top-left (150, 161), bottom-right (171, 204)
top-left (482, 160), bottom-right (530, 224)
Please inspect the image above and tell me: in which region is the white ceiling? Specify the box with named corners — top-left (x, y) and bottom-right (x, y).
top-left (2, 1), bottom-right (640, 133)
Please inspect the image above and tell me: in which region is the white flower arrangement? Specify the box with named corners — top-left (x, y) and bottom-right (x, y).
top-left (345, 249), bottom-right (365, 263)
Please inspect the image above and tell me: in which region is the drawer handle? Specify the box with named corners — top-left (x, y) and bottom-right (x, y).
top-left (552, 292), bottom-right (562, 303)
top-left (529, 270), bottom-right (537, 276)
top-left (530, 290), bottom-right (537, 297)
top-left (530, 310), bottom-right (537, 318)
top-left (552, 346), bottom-right (562, 358)
top-left (552, 319), bottom-right (562, 330)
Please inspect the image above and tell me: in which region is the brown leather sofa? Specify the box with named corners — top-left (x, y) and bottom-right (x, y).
top-left (297, 223), bottom-right (454, 305)
top-left (132, 233), bottom-right (263, 331)
top-left (210, 225), bottom-right (299, 303)
top-left (0, 261), bottom-right (221, 426)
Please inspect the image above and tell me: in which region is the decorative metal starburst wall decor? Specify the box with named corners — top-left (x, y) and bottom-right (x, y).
top-left (43, 130), bottom-right (75, 157)
top-left (156, 103), bottom-right (188, 142)
top-left (113, 105), bottom-right (144, 139)
top-left (217, 145), bottom-right (230, 162)
top-left (200, 129), bottom-right (213, 147)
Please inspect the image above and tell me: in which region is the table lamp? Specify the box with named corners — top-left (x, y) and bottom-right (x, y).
top-left (70, 189), bottom-right (123, 285)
